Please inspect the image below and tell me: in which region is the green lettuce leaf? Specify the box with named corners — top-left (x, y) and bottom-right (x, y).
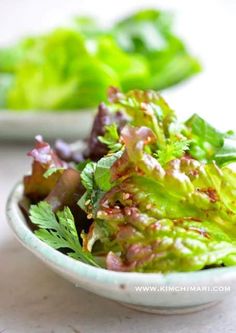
top-left (22, 87), bottom-right (236, 273)
top-left (7, 29), bottom-right (119, 110)
top-left (98, 123), bottom-right (122, 153)
top-left (0, 74), bottom-right (13, 108)
top-left (114, 9), bottom-right (201, 90)
top-left (1, 9), bottom-right (201, 111)
top-left (108, 87), bottom-right (176, 147)
top-left (83, 123), bottom-right (236, 272)
top-left (185, 114), bottom-right (236, 165)
top-left (95, 36), bottom-right (151, 91)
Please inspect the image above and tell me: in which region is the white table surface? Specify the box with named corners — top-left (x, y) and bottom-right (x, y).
top-left (1, 147), bottom-right (236, 333)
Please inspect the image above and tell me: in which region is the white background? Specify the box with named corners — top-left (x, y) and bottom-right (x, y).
top-left (0, 0), bottom-right (236, 130)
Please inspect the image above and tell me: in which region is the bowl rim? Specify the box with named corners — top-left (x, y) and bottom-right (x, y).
top-left (6, 182), bottom-right (236, 286)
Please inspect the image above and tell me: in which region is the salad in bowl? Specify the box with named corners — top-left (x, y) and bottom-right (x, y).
top-left (19, 87), bottom-right (236, 272)
top-left (6, 87), bottom-right (236, 313)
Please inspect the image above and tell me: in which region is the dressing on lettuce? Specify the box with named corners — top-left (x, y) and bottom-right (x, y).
top-left (24, 87), bottom-right (236, 273)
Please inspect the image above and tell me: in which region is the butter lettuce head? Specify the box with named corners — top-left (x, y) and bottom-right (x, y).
top-left (0, 9), bottom-right (201, 111)
top-left (7, 29), bottom-right (119, 110)
top-left (114, 9), bottom-right (201, 90)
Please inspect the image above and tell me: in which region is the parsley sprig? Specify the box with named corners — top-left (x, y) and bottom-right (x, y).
top-left (29, 202), bottom-right (100, 267)
top-left (155, 138), bottom-right (191, 165)
top-left (98, 123), bottom-right (122, 153)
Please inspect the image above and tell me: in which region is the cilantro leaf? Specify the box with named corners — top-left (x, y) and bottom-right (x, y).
top-left (29, 202), bottom-right (100, 267)
top-left (98, 123), bottom-right (122, 153)
top-left (155, 138), bottom-right (191, 165)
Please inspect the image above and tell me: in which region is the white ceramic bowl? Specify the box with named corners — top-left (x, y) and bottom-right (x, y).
top-left (6, 183), bottom-right (236, 314)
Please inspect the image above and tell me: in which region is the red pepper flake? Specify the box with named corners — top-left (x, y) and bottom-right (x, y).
top-left (189, 169), bottom-right (199, 177)
top-left (173, 217), bottom-right (202, 224)
top-left (201, 188), bottom-right (219, 203)
top-left (183, 153), bottom-right (194, 160)
top-left (188, 226), bottom-right (210, 238)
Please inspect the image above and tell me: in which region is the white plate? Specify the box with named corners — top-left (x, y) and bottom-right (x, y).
top-left (0, 110), bottom-right (95, 141)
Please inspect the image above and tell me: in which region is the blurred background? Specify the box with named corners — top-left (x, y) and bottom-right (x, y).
top-left (0, 0), bottom-right (236, 140)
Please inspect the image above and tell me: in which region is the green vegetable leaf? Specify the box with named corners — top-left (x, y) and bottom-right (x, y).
top-left (185, 113), bottom-right (224, 148)
top-left (29, 201), bottom-right (100, 266)
top-left (113, 9), bottom-right (201, 90)
top-left (94, 151), bottom-right (123, 191)
top-left (185, 114), bottom-right (236, 166)
top-left (30, 201), bottom-right (58, 230)
top-left (0, 44), bottom-right (26, 73)
top-left (78, 151), bottom-right (122, 214)
top-left (95, 36), bottom-right (150, 91)
top-left (114, 9), bottom-right (173, 54)
top-left (84, 124), bottom-right (236, 272)
top-left (185, 113), bottom-right (222, 162)
top-left (7, 29), bottom-right (119, 110)
top-left (76, 159), bottom-right (91, 172)
top-left (108, 87), bottom-right (176, 148)
top-left (73, 16), bottom-right (104, 38)
top-left (98, 123), bottom-right (122, 153)
top-left (43, 167), bottom-right (65, 179)
top-left (215, 138), bottom-right (236, 166)
top-left (78, 160), bottom-right (105, 215)
top-left (25, 86), bottom-right (236, 274)
top-left (1, 9), bottom-right (201, 111)
top-left (0, 74), bottom-right (13, 108)
top-left (80, 161), bottom-right (96, 191)
top-left (155, 137), bottom-right (191, 165)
